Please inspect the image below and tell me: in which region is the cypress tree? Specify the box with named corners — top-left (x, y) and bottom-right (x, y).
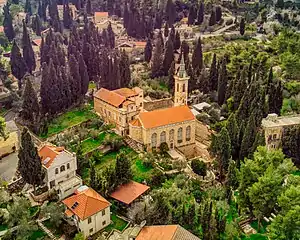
top-left (144, 38), bottom-right (152, 63)
top-left (217, 58), bottom-right (228, 106)
top-left (59, 66), bottom-right (72, 108)
top-left (24, 0), bottom-right (32, 15)
top-left (69, 54), bottom-right (81, 104)
top-left (267, 67), bottom-right (273, 94)
top-left (40, 62), bottom-right (50, 114)
top-left (86, 0), bottom-right (92, 15)
top-left (239, 112), bottom-right (257, 160)
top-left (215, 6), bottom-right (222, 22)
top-left (120, 50), bottom-right (131, 87)
top-left (123, 2), bottom-right (129, 29)
top-left (78, 53), bottom-right (89, 97)
top-left (169, 25), bottom-right (175, 44)
top-left (174, 31), bottom-right (181, 50)
top-left (188, 5), bottom-right (196, 26)
top-left (268, 79), bottom-right (283, 115)
top-left (226, 113), bottom-right (239, 160)
top-left (197, 1), bottom-right (204, 25)
top-left (248, 59), bottom-right (253, 84)
top-left (154, 11), bottom-right (163, 29)
top-left (115, 151), bottom-right (132, 185)
top-left (218, 127), bottom-right (232, 178)
top-left (163, 37), bottom-right (174, 75)
top-left (164, 22), bottom-right (169, 38)
top-left (168, 60), bottom-right (175, 93)
top-left (232, 66), bottom-right (248, 110)
top-left (3, 3), bottom-right (15, 41)
top-left (165, 0), bottom-right (176, 25)
top-left (18, 128), bottom-right (44, 194)
top-left (151, 33), bottom-right (164, 78)
top-left (209, 9), bottom-right (216, 26)
top-left (49, 0), bottom-right (59, 21)
top-left (240, 18), bottom-right (245, 36)
top-left (63, 2), bottom-right (72, 29)
top-left (10, 40), bottom-right (27, 89)
top-left (107, 22), bottom-right (115, 48)
top-left (22, 79), bottom-right (39, 123)
top-left (209, 53), bottom-right (218, 91)
top-left (32, 15), bottom-right (42, 36)
top-left (22, 20), bottom-right (36, 74)
top-left (191, 37), bottom-right (203, 74)
top-left (37, 0), bottom-right (43, 19)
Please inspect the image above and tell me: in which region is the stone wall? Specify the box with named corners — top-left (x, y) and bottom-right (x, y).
top-left (143, 98), bottom-right (173, 112)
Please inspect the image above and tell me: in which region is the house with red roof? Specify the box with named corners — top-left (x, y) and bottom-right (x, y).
top-left (94, 87), bottom-right (143, 136)
top-left (110, 181), bottom-right (150, 205)
top-left (94, 12), bottom-right (109, 24)
top-left (63, 185), bottom-right (111, 237)
top-left (38, 144), bottom-right (82, 200)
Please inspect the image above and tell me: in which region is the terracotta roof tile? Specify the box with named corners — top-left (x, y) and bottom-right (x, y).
top-left (130, 119), bottom-right (141, 127)
top-left (38, 145), bottom-right (65, 168)
top-left (65, 209), bottom-right (73, 217)
top-left (63, 187), bottom-right (110, 220)
top-left (113, 88), bottom-right (138, 98)
top-left (138, 105), bottom-right (195, 129)
top-left (110, 181), bottom-right (149, 205)
top-left (123, 100), bottom-right (134, 107)
top-left (32, 38), bottom-right (42, 46)
top-left (95, 12), bottom-right (109, 17)
top-left (135, 41), bottom-right (147, 48)
top-left (136, 225), bottom-right (200, 240)
top-left (0, 26), bottom-right (3, 33)
top-left (94, 88), bottom-right (126, 107)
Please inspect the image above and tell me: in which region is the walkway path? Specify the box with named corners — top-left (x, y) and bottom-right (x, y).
top-left (37, 216), bottom-right (57, 240)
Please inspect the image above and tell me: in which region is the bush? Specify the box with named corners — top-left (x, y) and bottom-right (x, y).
top-left (226, 18), bottom-right (233, 26)
top-left (159, 142), bottom-right (169, 154)
top-left (191, 159), bottom-right (207, 179)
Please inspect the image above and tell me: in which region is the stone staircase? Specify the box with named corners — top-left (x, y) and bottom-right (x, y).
top-left (124, 137), bottom-right (143, 153)
top-left (37, 217), bottom-right (57, 240)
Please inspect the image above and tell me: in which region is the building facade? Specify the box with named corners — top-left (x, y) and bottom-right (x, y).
top-left (38, 144), bottom-right (82, 200)
top-left (262, 113), bottom-right (300, 150)
top-left (174, 58), bottom-right (189, 107)
top-left (94, 87), bottom-right (143, 136)
top-left (63, 186), bottom-right (111, 238)
top-left (129, 105), bottom-right (196, 151)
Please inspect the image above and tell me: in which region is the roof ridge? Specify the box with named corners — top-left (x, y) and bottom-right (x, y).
top-left (171, 225), bottom-right (179, 240)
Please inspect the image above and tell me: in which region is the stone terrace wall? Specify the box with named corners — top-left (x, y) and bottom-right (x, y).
top-left (143, 98), bottom-right (173, 112)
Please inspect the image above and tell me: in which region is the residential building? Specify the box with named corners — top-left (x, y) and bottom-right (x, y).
top-left (94, 87), bottom-right (144, 136)
top-left (262, 113), bottom-right (300, 150)
top-left (117, 41), bottom-right (147, 55)
top-left (129, 105), bottom-right (196, 151)
top-left (38, 144), bottom-right (82, 200)
top-left (94, 12), bottom-right (109, 24)
top-left (136, 225), bottom-right (200, 240)
top-left (174, 57), bottom-right (189, 107)
top-left (63, 186), bottom-right (111, 238)
top-left (110, 181), bottom-right (150, 205)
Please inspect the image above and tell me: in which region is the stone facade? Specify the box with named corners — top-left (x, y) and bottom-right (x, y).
top-left (94, 87), bottom-right (143, 136)
top-left (174, 58), bottom-right (189, 107)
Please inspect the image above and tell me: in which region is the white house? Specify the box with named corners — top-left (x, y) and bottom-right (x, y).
top-left (38, 144), bottom-right (82, 200)
top-left (62, 186), bottom-right (111, 237)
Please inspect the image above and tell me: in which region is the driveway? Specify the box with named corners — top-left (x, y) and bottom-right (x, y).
top-left (0, 152), bottom-right (18, 181)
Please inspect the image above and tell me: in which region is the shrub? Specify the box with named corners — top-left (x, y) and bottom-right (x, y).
top-left (191, 159), bottom-right (207, 179)
top-left (159, 142), bottom-right (169, 154)
top-left (226, 18), bottom-right (233, 26)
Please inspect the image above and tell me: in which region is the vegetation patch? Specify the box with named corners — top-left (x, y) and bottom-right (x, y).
top-left (80, 132), bottom-right (107, 154)
top-left (30, 228), bottom-right (47, 240)
top-left (105, 214), bottom-right (128, 233)
top-left (132, 158), bottom-right (154, 183)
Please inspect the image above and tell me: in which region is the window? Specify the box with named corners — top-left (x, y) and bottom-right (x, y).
top-left (102, 210), bottom-right (105, 216)
top-left (55, 168), bottom-right (58, 174)
top-left (88, 217), bottom-right (92, 224)
top-left (60, 165), bottom-right (65, 172)
top-left (177, 128), bottom-right (183, 143)
top-left (177, 83), bottom-right (179, 92)
top-left (89, 228), bottom-right (93, 233)
top-left (160, 131), bottom-right (166, 144)
top-left (67, 163), bottom-right (70, 169)
top-left (151, 133), bottom-right (157, 148)
top-left (102, 221), bottom-right (106, 226)
top-left (183, 83), bottom-right (185, 92)
top-left (65, 187), bottom-right (71, 193)
top-left (186, 126), bottom-right (191, 141)
top-left (273, 134), bottom-right (277, 139)
top-left (140, 103), bottom-right (142, 107)
top-left (50, 180), bottom-right (55, 189)
top-left (169, 129), bottom-right (174, 141)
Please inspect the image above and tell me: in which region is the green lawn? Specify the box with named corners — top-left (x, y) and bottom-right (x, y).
top-left (30, 228), bottom-right (47, 240)
top-left (39, 106), bottom-right (97, 139)
top-left (105, 214), bottom-right (128, 233)
top-left (81, 132), bottom-right (107, 154)
top-left (29, 206), bottom-right (40, 217)
top-left (132, 159), bottom-right (154, 183)
top-left (0, 224), bottom-right (8, 231)
top-left (242, 234), bottom-right (268, 240)
top-left (250, 220), bottom-right (269, 234)
top-left (43, 220), bottom-right (63, 237)
top-left (292, 170), bottom-right (300, 176)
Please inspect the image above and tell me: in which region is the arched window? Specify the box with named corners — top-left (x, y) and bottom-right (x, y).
top-left (177, 128), bottom-right (183, 143)
top-left (55, 168), bottom-right (58, 174)
top-left (160, 131), bottom-right (166, 143)
top-left (67, 163), bottom-right (70, 169)
top-left (183, 83), bottom-right (185, 92)
top-left (186, 126), bottom-right (191, 141)
top-left (151, 133), bottom-right (157, 148)
top-left (169, 129), bottom-right (174, 141)
top-left (177, 83), bottom-right (179, 92)
top-left (60, 165), bottom-right (65, 172)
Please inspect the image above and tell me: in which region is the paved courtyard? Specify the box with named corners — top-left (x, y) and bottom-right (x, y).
top-left (0, 152), bottom-right (18, 181)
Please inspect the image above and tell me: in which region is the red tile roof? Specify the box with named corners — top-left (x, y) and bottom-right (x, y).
top-left (110, 181), bottom-right (149, 205)
top-left (38, 145), bottom-right (65, 168)
top-left (130, 119), bottom-right (141, 127)
top-left (0, 26), bottom-right (4, 33)
top-left (113, 88), bottom-right (138, 98)
top-left (94, 88), bottom-right (126, 107)
top-left (138, 105), bottom-right (195, 129)
top-left (32, 38), bottom-right (42, 47)
top-left (135, 41), bottom-right (147, 48)
top-left (63, 187), bottom-right (110, 220)
top-left (95, 12), bottom-right (109, 17)
top-left (136, 225), bottom-right (200, 240)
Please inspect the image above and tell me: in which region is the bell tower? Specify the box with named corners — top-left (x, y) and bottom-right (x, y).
top-left (174, 57), bottom-right (190, 107)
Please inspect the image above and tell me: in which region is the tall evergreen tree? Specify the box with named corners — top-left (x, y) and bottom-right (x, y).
top-left (226, 113), bottom-right (239, 160)
top-left (107, 22), bottom-right (115, 48)
top-left (163, 37), bottom-right (174, 75)
top-left (78, 53), bottom-right (89, 97)
top-left (240, 18), bottom-right (245, 36)
top-left (86, 0), bottom-right (92, 15)
top-left (22, 20), bottom-right (36, 74)
top-left (188, 5), bottom-right (196, 25)
top-left (168, 60), bottom-right (175, 93)
top-left (268, 78), bottom-right (283, 115)
top-left (144, 38), bottom-right (152, 63)
top-left (63, 2), bottom-right (72, 29)
top-left (151, 32), bottom-right (164, 78)
top-left (209, 53), bottom-right (218, 91)
top-left (209, 9), bottom-right (216, 26)
top-left (69, 54), bottom-right (81, 104)
top-left (123, 2), bottom-right (129, 29)
top-left (32, 15), bottom-right (42, 36)
top-left (191, 37), bottom-right (203, 74)
top-left (119, 50), bottom-right (131, 87)
top-left (3, 3), bottom-right (15, 41)
top-left (218, 127), bottom-right (232, 178)
top-left (217, 58), bottom-right (228, 105)
top-left (197, 2), bottom-right (204, 25)
top-left (174, 31), bottom-right (181, 50)
top-left (18, 128), bottom-right (44, 194)
top-left (165, 0), bottom-right (176, 25)
top-left (232, 66), bottom-right (248, 110)
top-left (115, 151), bottom-right (132, 186)
top-left (24, 0), bottom-right (32, 15)
top-left (164, 22), bottom-right (169, 38)
top-left (215, 6), bottom-right (222, 22)
top-left (10, 40), bottom-right (27, 89)
top-left (21, 79), bottom-right (39, 123)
